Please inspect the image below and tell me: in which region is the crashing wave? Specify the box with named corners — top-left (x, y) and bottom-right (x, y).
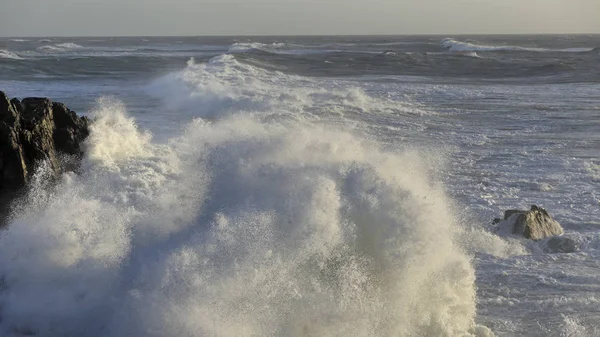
top-left (146, 55), bottom-right (434, 118)
top-left (0, 103), bottom-right (492, 337)
top-left (0, 56), bottom-right (494, 336)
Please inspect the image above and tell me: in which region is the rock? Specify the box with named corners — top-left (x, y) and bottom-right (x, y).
top-left (496, 205), bottom-right (564, 241)
top-left (542, 236), bottom-right (578, 254)
top-left (52, 102), bottom-right (90, 155)
top-left (0, 91), bottom-right (89, 221)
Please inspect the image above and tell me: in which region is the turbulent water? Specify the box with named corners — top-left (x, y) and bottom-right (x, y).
top-left (0, 35), bottom-right (599, 337)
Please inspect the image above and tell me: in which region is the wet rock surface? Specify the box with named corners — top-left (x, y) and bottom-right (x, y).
top-left (0, 91), bottom-right (89, 221)
top-left (496, 205), bottom-right (565, 241)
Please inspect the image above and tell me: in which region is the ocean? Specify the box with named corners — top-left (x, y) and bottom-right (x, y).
top-left (0, 35), bottom-right (599, 336)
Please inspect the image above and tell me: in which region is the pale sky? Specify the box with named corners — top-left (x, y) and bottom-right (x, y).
top-left (1, 0), bottom-right (599, 37)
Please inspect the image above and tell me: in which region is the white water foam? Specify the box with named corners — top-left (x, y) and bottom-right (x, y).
top-left (37, 42), bottom-right (85, 53)
top-left (0, 56), bottom-right (496, 336)
top-left (228, 42), bottom-right (384, 56)
top-left (441, 38), bottom-right (594, 53)
top-left (0, 49), bottom-right (23, 60)
top-left (147, 55), bottom-right (433, 121)
top-left (228, 42), bottom-right (286, 53)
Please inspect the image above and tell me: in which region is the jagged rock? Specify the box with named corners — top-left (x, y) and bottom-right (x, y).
top-left (496, 205), bottom-right (564, 241)
top-left (0, 91), bottom-right (89, 221)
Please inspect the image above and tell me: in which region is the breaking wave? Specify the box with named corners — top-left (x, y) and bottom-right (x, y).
top-left (441, 38), bottom-right (595, 53)
top-left (37, 42), bottom-right (85, 53)
top-left (228, 42), bottom-right (286, 53)
top-left (0, 49), bottom-right (23, 60)
top-left (147, 55), bottom-right (433, 118)
top-left (0, 56), bottom-right (495, 337)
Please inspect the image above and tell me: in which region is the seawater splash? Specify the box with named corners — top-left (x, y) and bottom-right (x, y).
top-left (0, 94), bottom-right (494, 336)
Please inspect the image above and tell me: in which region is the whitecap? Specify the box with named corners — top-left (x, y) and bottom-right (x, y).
top-left (441, 38), bottom-right (594, 53)
top-left (228, 42), bottom-right (285, 53)
top-left (37, 42), bottom-right (85, 53)
top-left (0, 49), bottom-right (23, 60)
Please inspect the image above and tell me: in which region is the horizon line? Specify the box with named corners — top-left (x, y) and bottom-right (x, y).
top-left (2, 32), bottom-right (600, 39)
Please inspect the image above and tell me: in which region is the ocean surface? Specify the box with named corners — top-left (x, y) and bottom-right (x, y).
top-left (0, 35), bottom-right (599, 336)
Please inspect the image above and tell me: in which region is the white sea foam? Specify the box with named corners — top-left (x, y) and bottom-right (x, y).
top-left (0, 57), bottom-right (495, 336)
top-left (0, 49), bottom-right (23, 60)
top-left (441, 38), bottom-right (594, 53)
top-left (463, 51), bottom-right (481, 58)
top-left (146, 55), bottom-right (433, 120)
top-left (228, 42), bottom-right (380, 56)
top-left (228, 42), bottom-right (286, 53)
top-left (37, 42), bottom-right (85, 53)
top-left (56, 42), bottom-right (84, 49)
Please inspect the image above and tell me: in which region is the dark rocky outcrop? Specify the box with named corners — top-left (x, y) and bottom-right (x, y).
top-left (496, 205), bottom-right (564, 241)
top-left (0, 91), bottom-right (89, 221)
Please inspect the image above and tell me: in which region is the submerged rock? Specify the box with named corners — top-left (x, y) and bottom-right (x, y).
top-left (541, 236), bottom-right (578, 254)
top-left (496, 205), bottom-right (564, 241)
top-left (0, 91), bottom-right (89, 220)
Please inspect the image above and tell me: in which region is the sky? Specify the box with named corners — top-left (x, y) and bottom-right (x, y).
top-left (1, 0), bottom-right (599, 37)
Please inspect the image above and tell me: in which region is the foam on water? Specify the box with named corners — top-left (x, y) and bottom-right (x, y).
top-left (441, 38), bottom-right (595, 53)
top-left (0, 49), bottom-right (23, 60)
top-left (229, 42), bottom-right (286, 53)
top-left (0, 56), bottom-right (496, 336)
top-left (146, 55), bottom-right (432, 121)
top-left (37, 42), bottom-right (85, 53)
top-left (227, 42), bottom-right (355, 56)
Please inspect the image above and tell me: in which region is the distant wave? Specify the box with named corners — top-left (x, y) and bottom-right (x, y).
top-left (134, 45), bottom-right (227, 53)
top-left (229, 42), bottom-right (314, 55)
top-left (228, 42), bottom-right (382, 56)
top-left (0, 49), bottom-right (23, 60)
top-left (441, 38), bottom-right (595, 53)
top-left (10, 39), bottom-right (28, 42)
top-left (56, 42), bottom-right (84, 49)
top-left (228, 42), bottom-right (286, 53)
top-left (37, 42), bottom-right (85, 53)
top-left (372, 41), bottom-right (421, 47)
